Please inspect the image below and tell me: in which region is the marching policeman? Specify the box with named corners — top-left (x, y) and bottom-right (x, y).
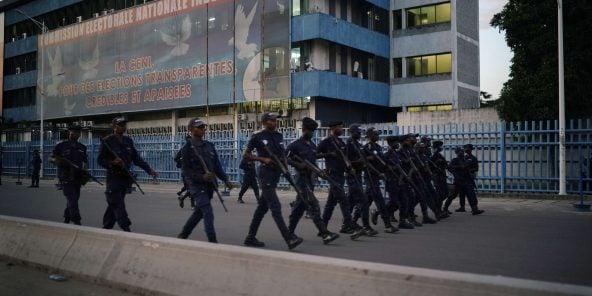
top-left (317, 121), bottom-right (359, 235)
top-left (237, 157), bottom-right (260, 203)
top-left (243, 112), bottom-right (304, 250)
top-left (364, 128), bottom-right (398, 233)
top-left (383, 136), bottom-right (414, 229)
top-left (346, 124), bottom-right (378, 236)
top-left (430, 140), bottom-right (449, 213)
top-left (448, 147), bottom-right (484, 215)
top-left (456, 143), bottom-right (479, 211)
top-left (29, 149), bottom-right (42, 188)
top-left (50, 124), bottom-right (88, 225)
top-left (177, 118), bottom-right (232, 243)
top-left (98, 116), bottom-right (158, 232)
top-left (286, 117), bottom-right (340, 244)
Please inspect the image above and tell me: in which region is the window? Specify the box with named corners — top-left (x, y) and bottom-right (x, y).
top-left (408, 104), bottom-right (453, 112)
top-left (406, 53), bottom-right (452, 77)
top-left (292, 0), bottom-right (301, 16)
top-left (406, 2), bottom-right (451, 28)
top-left (393, 10), bottom-right (402, 30)
top-left (393, 58), bottom-right (402, 78)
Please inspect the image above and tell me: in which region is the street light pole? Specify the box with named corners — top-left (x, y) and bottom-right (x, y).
top-left (15, 10), bottom-right (47, 178)
top-left (558, 0), bottom-right (566, 195)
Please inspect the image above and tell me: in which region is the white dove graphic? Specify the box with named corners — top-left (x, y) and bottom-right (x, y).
top-left (78, 43), bottom-right (99, 80)
top-left (46, 46), bottom-right (64, 97)
top-left (161, 16), bottom-right (191, 56)
top-left (230, 2), bottom-right (258, 60)
top-left (63, 97), bottom-right (77, 116)
top-left (277, 0), bottom-right (285, 15)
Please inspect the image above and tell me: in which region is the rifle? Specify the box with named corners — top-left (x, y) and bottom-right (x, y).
top-left (330, 138), bottom-right (369, 192)
top-left (400, 149), bottom-right (430, 195)
top-left (261, 140), bottom-right (310, 207)
top-left (50, 154), bottom-right (103, 185)
top-left (382, 150), bottom-right (423, 196)
top-left (187, 139), bottom-right (228, 212)
top-left (290, 153), bottom-right (343, 190)
top-left (100, 137), bottom-right (145, 195)
top-left (351, 141), bottom-right (382, 195)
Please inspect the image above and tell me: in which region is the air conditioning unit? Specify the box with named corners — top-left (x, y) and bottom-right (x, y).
top-left (109, 9), bottom-right (115, 13)
top-left (93, 13), bottom-right (99, 18)
top-left (102, 10), bottom-right (108, 16)
top-left (11, 37), bottom-right (15, 42)
top-left (15, 67), bottom-right (21, 74)
top-left (76, 16), bottom-right (82, 23)
top-left (22, 33), bottom-right (27, 39)
top-left (237, 114), bottom-right (248, 121)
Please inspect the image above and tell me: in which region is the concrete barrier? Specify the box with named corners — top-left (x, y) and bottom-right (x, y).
top-left (0, 215), bottom-right (590, 296)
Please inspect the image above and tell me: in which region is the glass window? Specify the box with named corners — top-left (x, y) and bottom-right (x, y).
top-left (435, 3), bottom-right (451, 23)
top-left (407, 7), bottom-right (421, 27)
top-left (436, 53), bottom-right (452, 73)
top-left (407, 56), bottom-right (422, 77)
top-left (423, 55), bottom-right (437, 75)
top-left (406, 2), bottom-right (451, 28)
top-left (393, 58), bottom-right (402, 78)
top-left (393, 10), bottom-right (402, 30)
top-left (420, 5), bottom-right (436, 25)
top-left (292, 0), bottom-right (301, 16)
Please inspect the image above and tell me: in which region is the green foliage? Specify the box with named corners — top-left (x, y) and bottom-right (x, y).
top-left (491, 0), bottom-right (592, 121)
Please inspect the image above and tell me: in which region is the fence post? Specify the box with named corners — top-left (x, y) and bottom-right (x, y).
top-left (500, 121), bottom-right (506, 193)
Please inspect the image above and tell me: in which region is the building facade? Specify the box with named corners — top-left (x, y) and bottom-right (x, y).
top-left (0, 0), bottom-right (478, 137)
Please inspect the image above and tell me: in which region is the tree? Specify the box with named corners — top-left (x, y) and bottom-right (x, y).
top-left (491, 0), bottom-right (592, 122)
top-left (479, 91), bottom-right (497, 108)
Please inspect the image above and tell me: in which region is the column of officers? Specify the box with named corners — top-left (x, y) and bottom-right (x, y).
top-left (49, 113), bottom-right (483, 251)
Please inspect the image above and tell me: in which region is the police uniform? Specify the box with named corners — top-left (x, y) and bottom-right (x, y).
top-left (415, 143), bottom-right (447, 219)
top-left (97, 116), bottom-right (155, 231)
top-left (30, 150), bottom-right (42, 187)
top-left (447, 147), bottom-right (484, 215)
top-left (238, 157), bottom-right (260, 203)
top-left (178, 118), bottom-right (230, 243)
top-left (51, 125), bottom-right (88, 225)
top-left (398, 134), bottom-right (435, 225)
top-left (286, 117), bottom-right (339, 244)
top-left (362, 128), bottom-right (397, 232)
top-left (317, 121), bottom-right (356, 233)
top-left (244, 112), bottom-right (302, 249)
top-left (345, 124), bottom-right (376, 236)
top-left (430, 140), bottom-right (449, 211)
top-left (458, 144), bottom-right (479, 210)
top-left (383, 136), bottom-right (413, 229)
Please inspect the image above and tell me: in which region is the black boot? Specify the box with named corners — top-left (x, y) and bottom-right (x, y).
top-left (472, 209), bottom-right (485, 215)
top-left (398, 219), bottom-right (415, 229)
top-left (244, 236), bottom-right (265, 247)
top-left (371, 209), bottom-right (379, 225)
top-left (321, 232), bottom-right (340, 245)
top-left (207, 235), bottom-right (218, 243)
top-left (287, 236), bottom-right (304, 250)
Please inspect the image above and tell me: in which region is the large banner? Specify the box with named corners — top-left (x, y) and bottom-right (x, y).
top-left (39, 0), bottom-right (290, 119)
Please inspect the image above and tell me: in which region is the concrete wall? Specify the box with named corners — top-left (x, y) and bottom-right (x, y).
top-left (396, 107), bottom-right (500, 126)
top-left (1, 215), bottom-right (590, 296)
top-left (392, 30), bottom-right (452, 58)
top-left (390, 79), bottom-right (454, 107)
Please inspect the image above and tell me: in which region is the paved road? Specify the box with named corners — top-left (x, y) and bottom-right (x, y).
top-left (1, 179), bottom-right (591, 287)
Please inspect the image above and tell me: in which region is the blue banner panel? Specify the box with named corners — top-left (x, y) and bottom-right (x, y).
top-left (37, 0), bottom-right (288, 119)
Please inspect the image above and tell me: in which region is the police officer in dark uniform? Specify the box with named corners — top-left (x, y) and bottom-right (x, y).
top-left (383, 136), bottom-right (414, 229)
top-left (177, 118), bottom-right (233, 243)
top-left (457, 143), bottom-right (479, 211)
top-left (398, 133), bottom-right (437, 226)
top-left (317, 121), bottom-right (360, 235)
top-left (286, 117), bottom-right (340, 244)
top-left (50, 124), bottom-right (88, 225)
top-left (430, 140), bottom-right (449, 213)
top-left (364, 128), bottom-right (398, 233)
top-left (29, 149), bottom-right (42, 188)
top-left (448, 147), bottom-right (484, 215)
top-left (98, 116), bottom-right (158, 232)
top-left (175, 137), bottom-right (196, 209)
top-left (416, 142), bottom-right (449, 220)
top-left (238, 157), bottom-right (260, 203)
top-left (243, 112), bottom-right (304, 250)
top-left (346, 124), bottom-right (378, 236)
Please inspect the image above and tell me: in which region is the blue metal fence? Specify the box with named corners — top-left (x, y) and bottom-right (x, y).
top-left (1, 119), bottom-right (591, 194)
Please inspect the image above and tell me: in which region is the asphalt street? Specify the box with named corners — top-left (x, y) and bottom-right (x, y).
top-left (1, 179), bottom-right (591, 287)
